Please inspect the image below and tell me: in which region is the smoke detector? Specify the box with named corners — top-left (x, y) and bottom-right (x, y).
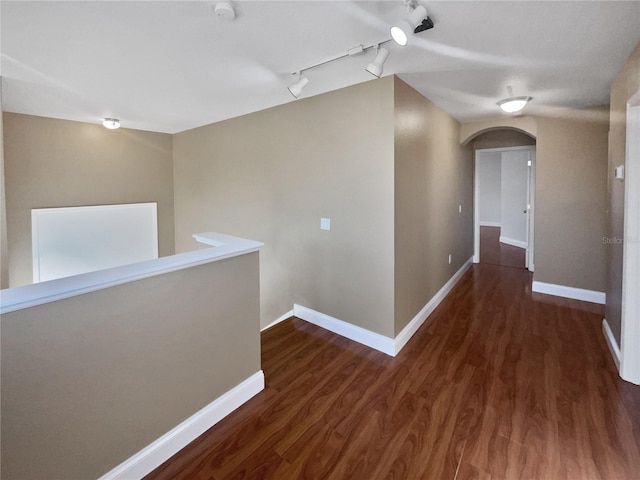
top-left (214, 2), bottom-right (236, 20)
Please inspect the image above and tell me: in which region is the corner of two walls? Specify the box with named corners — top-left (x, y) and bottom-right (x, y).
top-left (173, 76), bottom-right (476, 340)
top-left (393, 77), bottom-right (474, 336)
top-left (173, 78), bottom-right (397, 337)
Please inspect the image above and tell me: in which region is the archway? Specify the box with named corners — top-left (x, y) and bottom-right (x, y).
top-left (467, 125), bottom-right (537, 271)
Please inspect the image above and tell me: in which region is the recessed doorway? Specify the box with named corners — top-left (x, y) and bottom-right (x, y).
top-left (474, 146), bottom-right (536, 271)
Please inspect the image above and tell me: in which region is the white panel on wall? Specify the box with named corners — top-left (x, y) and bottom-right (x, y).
top-left (476, 152), bottom-right (502, 225)
top-left (500, 150), bottom-right (529, 246)
top-left (32, 203), bottom-right (158, 283)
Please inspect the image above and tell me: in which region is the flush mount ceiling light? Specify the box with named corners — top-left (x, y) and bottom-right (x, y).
top-left (288, 75), bottom-right (309, 99)
top-left (497, 96), bottom-right (532, 113)
top-left (366, 47), bottom-right (390, 78)
top-left (390, 2), bottom-right (433, 46)
top-left (497, 86), bottom-right (531, 113)
top-left (102, 118), bottom-right (120, 129)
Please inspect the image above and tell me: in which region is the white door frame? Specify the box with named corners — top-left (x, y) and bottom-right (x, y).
top-left (474, 146), bottom-right (536, 271)
top-left (620, 89), bottom-right (640, 385)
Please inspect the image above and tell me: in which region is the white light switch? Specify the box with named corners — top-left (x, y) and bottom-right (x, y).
top-left (458, 205), bottom-right (462, 214)
top-left (615, 165), bottom-right (625, 180)
top-left (320, 218), bottom-right (331, 230)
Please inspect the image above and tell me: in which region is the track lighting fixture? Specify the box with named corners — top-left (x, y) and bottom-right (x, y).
top-left (287, 39), bottom-right (392, 98)
top-left (366, 47), bottom-right (390, 78)
top-left (390, 3), bottom-right (433, 46)
top-left (288, 75), bottom-right (309, 99)
top-left (102, 118), bottom-right (120, 129)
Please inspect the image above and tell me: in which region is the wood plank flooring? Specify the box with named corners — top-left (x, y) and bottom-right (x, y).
top-left (146, 264), bottom-right (640, 479)
top-left (480, 226), bottom-right (526, 269)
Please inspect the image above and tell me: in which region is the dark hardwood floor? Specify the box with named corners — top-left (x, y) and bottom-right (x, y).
top-left (146, 264), bottom-right (640, 479)
top-left (480, 226), bottom-right (526, 269)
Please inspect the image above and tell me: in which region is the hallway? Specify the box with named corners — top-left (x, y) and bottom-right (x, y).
top-left (147, 264), bottom-right (640, 479)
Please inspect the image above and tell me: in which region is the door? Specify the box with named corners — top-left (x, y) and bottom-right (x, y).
top-left (474, 146), bottom-right (536, 271)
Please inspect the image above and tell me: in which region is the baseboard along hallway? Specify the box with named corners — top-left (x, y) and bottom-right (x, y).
top-left (146, 263), bottom-right (640, 479)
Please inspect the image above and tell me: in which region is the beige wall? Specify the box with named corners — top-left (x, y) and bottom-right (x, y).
top-left (472, 129), bottom-right (536, 150)
top-left (2, 113), bottom-right (175, 287)
top-left (535, 107), bottom-right (609, 292)
top-left (606, 41), bottom-right (640, 344)
top-left (0, 82), bottom-right (4, 478)
top-left (1, 84), bottom-right (7, 289)
top-left (1, 252), bottom-right (261, 480)
top-left (461, 116), bottom-right (538, 145)
top-left (173, 78), bottom-right (396, 336)
top-left (393, 77), bottom-right (473, 334)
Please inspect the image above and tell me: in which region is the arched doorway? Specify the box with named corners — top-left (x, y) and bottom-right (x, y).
top-left (464, 127), bottom-right (537, 270)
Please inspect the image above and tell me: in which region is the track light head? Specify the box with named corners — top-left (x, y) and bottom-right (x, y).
top-left (288, 76), bottom-right (309, 99)
top-left (391, 5), bottom-right (428, 46)
top-left (366, 47), bottom-right (390, 78)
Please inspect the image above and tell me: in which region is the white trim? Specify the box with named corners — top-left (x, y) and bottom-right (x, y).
top-left (98, 371), bottom-right (265, 480)
top-left (261, 310), bottom-right (294, 332)
top-left (394, 257), bottom-right (473, 354)
top-left (499, 235), bottom-right (527, 249)
top-left (474, 145), bottom-right (533, 153)
top-left (620, 93), bottom-right (640, 385)
top-left (1, 232), bottom-right (263, 314)
top-left (532, 280), bottom-right (606, 304)
top-left (293, 304), bottom-right (396, 356)
top-left (473, 149), bottom-right (480, 263)
top-left (293, 257), bottom-right (473, 357)
top-left (479, 221), bottom-right (501, 227)
top-left (473, 146), bottom-right (536, 266)
top-left (527, 149), bottom-right (536, 272)
top-left (602, 319), bottom-right (621, 371)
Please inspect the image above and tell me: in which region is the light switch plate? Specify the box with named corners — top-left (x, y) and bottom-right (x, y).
top-left (320, 218), bottom-right (331, 230)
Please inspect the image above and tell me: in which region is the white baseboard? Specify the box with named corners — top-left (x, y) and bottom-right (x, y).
top-left (394, 257), bottom-right (473, 354)
top-left (602, 318), bottom-right (621, 370)
top-left (261, 309), bottom-right (294, 332)
top-left (499, 235), bottom-right (527, 249)
top-left (480, 221), bottom-right (501, 227)
top-left (293, 304), bottom-right (396, 356)
top-left (98, 371), bottom-right (265, 480)
top-left (532, 280), bottom-right (606, 304)
top-left (293, 257), bottom-right (473, 357)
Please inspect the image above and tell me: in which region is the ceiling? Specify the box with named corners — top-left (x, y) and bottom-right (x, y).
top-left (2, 1), bottom-right (640, 134)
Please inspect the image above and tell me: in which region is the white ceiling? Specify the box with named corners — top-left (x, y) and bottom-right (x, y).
top-left (2, 1), bottom-right (640, 134)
